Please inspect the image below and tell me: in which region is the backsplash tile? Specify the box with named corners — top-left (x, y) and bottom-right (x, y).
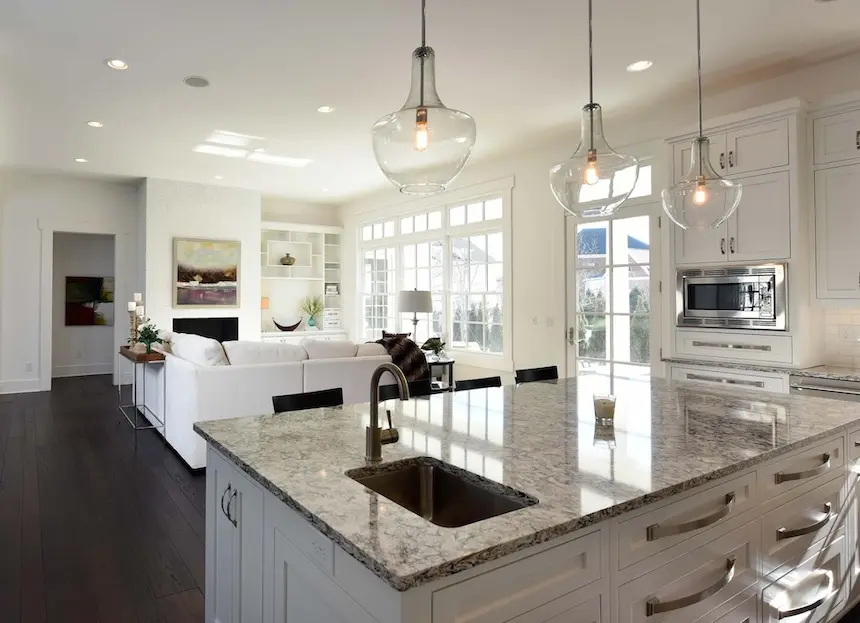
top-left (823, 308), bottom-right (860, 367)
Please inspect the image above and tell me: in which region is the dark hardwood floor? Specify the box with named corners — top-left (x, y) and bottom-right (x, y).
top-left (0, 375), bottom-right (205, 623)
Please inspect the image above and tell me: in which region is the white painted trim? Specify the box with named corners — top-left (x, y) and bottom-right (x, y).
top-left (0, 379), bottom-right (42, 395)
top-left (52, 363), bottom-right (114, 378)
top-left (666, 97), bottom-right (807, 142)
top-left (262, 221), bottom-right (344, 234)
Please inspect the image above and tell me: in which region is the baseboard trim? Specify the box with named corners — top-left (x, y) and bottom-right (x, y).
top-left (0, 379), bottom-right (43, 395)
top-left (52, 363), bottom-right (113, 378)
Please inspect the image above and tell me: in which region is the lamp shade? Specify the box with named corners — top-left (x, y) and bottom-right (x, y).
top-left (399, 290), bottom-right (433, 313)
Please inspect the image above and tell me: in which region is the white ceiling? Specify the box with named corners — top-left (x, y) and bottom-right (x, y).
top-left (1, 0), bottom-right (859, 203)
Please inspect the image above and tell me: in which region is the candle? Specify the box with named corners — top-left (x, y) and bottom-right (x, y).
top-left (133, 293), bottom-right (142, 303)
top-left (136, 305), bottom-right (145, 318)
top-left (127, 301), bottom-right (137, 312)
top-left (593, 394), bottom-right (616, 424)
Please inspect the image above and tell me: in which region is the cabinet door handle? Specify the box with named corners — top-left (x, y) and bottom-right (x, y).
top-left (729, 237), bottom-right (735, 254)
top-left (776, 571), bottom-right (834, 619)
top-left (720, 238), bottom-right (726, 255)
top-left (226, 489), bottom-right (238, 528)
top-left (774, 453), bottom-right (831, 484)
top-left (686, 373), bottom-right (765, 388)
top-left (719, 153), bottom-right (725, 169)
top-left (647, 493), bottom-right (735, 541)
top-left (691, 341), bottom-right (771, 352)
top-left (646, 556), bottom-right (736, 616)
top-left (856, 130), bottom-right (859, 150)
top-left (220, 484), bottom-right (231, 519)
top-left (728, 150), bottom-right (734, 167)
top-left (776, 502), bottom-right (832, 540)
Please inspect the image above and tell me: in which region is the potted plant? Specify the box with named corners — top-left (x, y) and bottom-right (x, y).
top-left (420, 337), bottom-right (446, 358)
top-left (300, 295), bottom-right (324, 329)
top-left (137, 324), bottom-right (164, 354)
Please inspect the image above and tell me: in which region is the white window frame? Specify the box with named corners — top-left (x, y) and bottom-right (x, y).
top-left (357, 177), bottom-right (514, 371)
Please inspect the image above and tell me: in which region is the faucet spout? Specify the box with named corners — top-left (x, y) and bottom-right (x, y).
top-left (367, 363), bottom-right (409, 464)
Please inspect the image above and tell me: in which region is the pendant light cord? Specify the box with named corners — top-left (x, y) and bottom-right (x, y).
top-left (696, 0), bottom-right (703, 139)
top-left (419, 0), bottom-right (426, 108)
top-left (587, 0), bottom-right (594, 152)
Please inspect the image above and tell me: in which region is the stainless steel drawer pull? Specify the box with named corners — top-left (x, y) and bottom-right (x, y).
top-left (691, 341), bottom-right (771, 351)
top-left (776, 503), bottom-right (832, 540)
top-left (855, 440), bottom-right (860, 447)
top-left (774, 454), bottom-right (831, 484)
top-left (646, 556), bottom-right (736, 616)
top-left (226, 489), bottom-right (238, 527)
top-left (776, 571), bottom-right (834, 619)
top-left (791, 384), bottom-right (860, 397)
top-left (646, 493), bottom-right (735, 541)
top-left (686, 373), bottom-right (765, 388)
top-left (220, 484), bottom-right (232, 519)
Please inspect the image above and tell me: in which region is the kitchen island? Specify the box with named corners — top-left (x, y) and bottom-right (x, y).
top-left (194, 376), bottom-right (860, 623)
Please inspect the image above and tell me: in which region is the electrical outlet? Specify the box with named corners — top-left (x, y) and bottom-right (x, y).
top-left (24, 362), bottom-right (33, 372)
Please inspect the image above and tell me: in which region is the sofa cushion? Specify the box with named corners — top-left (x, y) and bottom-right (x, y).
top-left (300, 339), bottom-right (358, 360)
top-left (168, 332), bottom-right (229, 366)
top-left (222, 341), bottom-right (308, 365)
top-left (356, 342), bottom-right (387, 357)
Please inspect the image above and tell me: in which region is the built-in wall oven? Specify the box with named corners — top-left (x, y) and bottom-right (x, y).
top-left (676, 264), bottom-right (787, 331)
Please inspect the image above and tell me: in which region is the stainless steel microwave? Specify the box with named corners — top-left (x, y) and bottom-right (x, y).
top-left (676, 264), bottom-right (787, 330)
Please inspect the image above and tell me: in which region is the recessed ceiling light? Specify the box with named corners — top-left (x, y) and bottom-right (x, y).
top-left (626, 60), bottom-right (653, 72)
top-left (317, 106), bottom-right (335, 113)
top-left (87, 121), bottom-right (104, 128)
top-left (74, 158), bottom-right (88, 163)
top-left (214, 175), bottom-right (224, 180)
top-left (454, 137), bottom-right (468, 143)
top-left (184, 75), bottom-right (210, 88)
top-left (322, 188), bottom-right (329, 192)
top-left (104, 59), bottom-right (128, 70)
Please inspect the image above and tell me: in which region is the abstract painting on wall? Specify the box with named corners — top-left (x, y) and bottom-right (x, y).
top-left (65, 276), bottom-right (115, 326)
top-left (174, 237), bottom-right (240, 307)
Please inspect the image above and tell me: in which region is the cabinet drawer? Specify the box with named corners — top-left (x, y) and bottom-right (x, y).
top-left (431, 530), bottom-right (601, 623)
top-left (727, 119), bottom-right (790, 175)
top-left (814, 109), bottom-right (860, 165)
top-left (617, 521), bottom-right (758, 623)
top-left (617, 473), bottom-right (757, 570)
top-left (758, 437), bottom-right (845, 501)
top-left (671, 365), bottom-right (788, 393)
top-left (709, 594), bottom-right (757, 623)
top-left (849, 428), bottom-right (860, 461)
top-left (760, 473), bottom-right (846, 577)
top-left (505, 593), bottom-right (601, 623)
top-left (762, 533), bottom-right (847, 623)
top-left (675, 331), bottom-right (793, 365)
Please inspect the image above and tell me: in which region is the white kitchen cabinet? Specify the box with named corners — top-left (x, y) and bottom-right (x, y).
top-left (674, 220), bottom-right (728, 265)
top-left (674, 134), bottom-right (728, 184)
top-left (815, 163), bottom-right (860, 298)
top-left (814, 109), bottom-right (860, 165)
top-left (206, 448), bottom-right (264, 623)
top-left (670, 364), bottom-right (788, 393)
top-left (726, 171), bottom-right (791, 261)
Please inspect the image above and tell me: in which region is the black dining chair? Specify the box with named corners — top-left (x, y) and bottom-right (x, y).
top-left (377, 378), bottom-right (433, 401)
top-left (514, 366), bottom-right (559, 384)
top-left (455, 376), bottom-right (502, 392)
top-left (272, 388), bottom-right (344, 413)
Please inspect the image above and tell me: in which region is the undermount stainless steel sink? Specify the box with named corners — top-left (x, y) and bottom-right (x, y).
top-left (346, 457), bottom-right (538, 528)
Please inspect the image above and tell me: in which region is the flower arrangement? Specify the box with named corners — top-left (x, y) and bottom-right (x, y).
top-left (137, 324), bottom-right (164, 354)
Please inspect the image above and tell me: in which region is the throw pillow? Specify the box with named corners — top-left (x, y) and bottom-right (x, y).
top-left (300, 339), bottom-right (358, 359)
top-left (169, 332), bottom-right (229, 366)
top-left (382, 330), bottom-right (411, 339)
top-left (222, 341), bottom-right (308, 365)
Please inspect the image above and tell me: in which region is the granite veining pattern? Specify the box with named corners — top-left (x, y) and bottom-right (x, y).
top-left (194, 377), bottom-right (860, 591)
top-left (665, 357), bottom-right (860, 382)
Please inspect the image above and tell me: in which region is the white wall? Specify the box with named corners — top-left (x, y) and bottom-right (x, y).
top-left (0, 171), bottom-right (139, 393)
top-left (262, 196), bottom-right (341, 227)
top-left (52, 233), bottom-right (116, 377)
top-left (141, 179), bottom-right (262, 340)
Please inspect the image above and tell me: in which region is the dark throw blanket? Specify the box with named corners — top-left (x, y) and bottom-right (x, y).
top-left (374, 336), bottom-right (429, 382)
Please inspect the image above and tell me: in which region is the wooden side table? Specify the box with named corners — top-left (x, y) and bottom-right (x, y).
top-left (116, 346), bottom-right (166, 448)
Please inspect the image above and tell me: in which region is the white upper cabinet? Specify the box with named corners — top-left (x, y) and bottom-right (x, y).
top-left (726, 119), bottom-right (790, 175)
top-left (727, 171), bottom-right (791, 262)
top-left (815, 163), bottom-right (860, 298)
top-left (814, 109), bottom-right (860, 165)
top-left (673, 135), bottom-right (728, 184)
top-left (674, 220), bottom-right (728, 265)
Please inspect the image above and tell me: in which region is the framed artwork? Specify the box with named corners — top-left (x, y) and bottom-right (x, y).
top-left (173, 237), bottom-right (241, 308)
top-left (66, 276), bottom-right (115, 326)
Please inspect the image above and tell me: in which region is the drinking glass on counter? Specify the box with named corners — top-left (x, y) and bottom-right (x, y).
top-left (593, 394), bottom-right (616, 424)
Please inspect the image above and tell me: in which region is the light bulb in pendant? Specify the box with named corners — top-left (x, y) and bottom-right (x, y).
top-left (414, 107), bottom-right (428, 152)
top-left (584, 152), bottom-right (600, 185)
top-left (692, 179), bottom-right (708, 206)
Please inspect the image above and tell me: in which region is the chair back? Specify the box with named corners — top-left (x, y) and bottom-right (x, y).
top-left (272, 388), bottom-right (344, 413)
top-left (514, 366), bottom-right (559, 384)
top-left (455, 376), bottom-right (502, 392)
top-left (377, 378), bottom-right (433, 401)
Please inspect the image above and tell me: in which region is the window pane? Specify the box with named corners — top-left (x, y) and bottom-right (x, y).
top-left (417, 268), bottom-right (430, 290)
top-left (485, 295), bottom-right (502, 322)
top-left (451, 237), bottom-right (468, 264)
top-left (373, 223), bottom-right (383, 239)
top-left (469, 295), bottom-right (484, 321)
top-left (362, 226), bottom-right (372, 241)
top-left (576, 222), bottom-right (608, 264)
top-left (613, 266), bottom-right (650, 315)
top-left (375, 248), bottom-right (385, 262)
top-left (451, 262), bottom-right (469, 293)
top-left (403, 244), bottom-right (415, 268)
top-left (450, 205), bottom-right (465, 226)
top-left (488, 263), bottom-right (503, 292)
top-left (487, 325), bottom-right (503, 353)
top-left (402, 269), bottom-right (416, 290)
top-left (577, 314), bottom-right (608, 360)
top-left (383, 220), bottom-right (395, 237)
top-left (414, 213), bottom-right (427, 232)
top-left (487, 232), bottom-right (503, 263)
top-left (612, 215), bottom-right (650, 267)
top-left (401, 217), bottom-right (413, 234)
top-left (467, 202), bottom-right (483, 223)
top-left (470, 235), bottom-right (486, 262)
top-left (431, 266), bottom-right (443, 291)
top-left (630, 164), bottom-right (652, 199)
top-left (577, 268), bottom-right (608, 313)
top-left (417, 242), bottom-right (429, 267)
top-left (611, 164), bottom-right (639, 198)
top-left (469, 264), bottom-right (487, 292)
top-left (484, 198), bottom-right (503, 220)
top-left (428, 210), bottom-right (442, 229)
top-left (430, 241), bottom-right (444, 266)
top-left (613, 314), bottom-right (651, 364)
top-left (432, 295), bottom-right (443, 334)
top-left (467, 324), bottom-right (484, 351)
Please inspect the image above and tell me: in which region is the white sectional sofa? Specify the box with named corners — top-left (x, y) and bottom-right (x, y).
top-left (140, 333), bottom-right (396, 469)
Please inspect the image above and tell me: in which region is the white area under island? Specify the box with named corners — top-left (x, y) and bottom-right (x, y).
top-left (195, 377), bottom-right (860, 623)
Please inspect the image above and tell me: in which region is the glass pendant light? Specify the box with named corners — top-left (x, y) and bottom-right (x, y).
top-left (372, 0), bottom-right (476, 195)
top-left (661, 0), bottom-right (742, 230)
top-left (550, 0), bottom-right (639, 218)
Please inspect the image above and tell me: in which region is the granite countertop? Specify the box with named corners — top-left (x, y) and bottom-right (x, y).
top-left (194, 376), bottom-right (860, 591)
top-left (664, 357), bottom-right (860, 382)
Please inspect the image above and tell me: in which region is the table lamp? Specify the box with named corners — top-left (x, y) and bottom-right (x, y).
top-left (399, 290), bottom-right (433, 331)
